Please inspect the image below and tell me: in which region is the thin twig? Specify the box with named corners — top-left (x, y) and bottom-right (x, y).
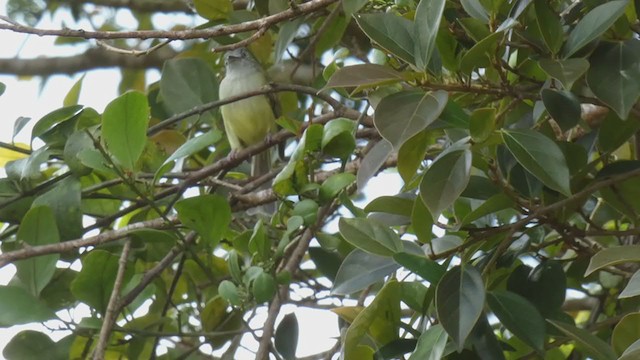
top-left (93, 240), bottom-right (132, 360)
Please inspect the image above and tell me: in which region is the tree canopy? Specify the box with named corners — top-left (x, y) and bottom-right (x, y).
top-left (2, 0), bottom-right (640, 359)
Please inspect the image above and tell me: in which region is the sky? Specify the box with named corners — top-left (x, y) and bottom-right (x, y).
top-left (0, 1), bottom-right (405, 358)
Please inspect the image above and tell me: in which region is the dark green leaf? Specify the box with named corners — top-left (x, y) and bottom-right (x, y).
top-left (393, 252), bottom-right (445, 283)
top-left (275, 313), bottom-right (299, 360)
top-left (102, 91), bottom-right (149, 169)
top-left (507, 262), bottom-right (566, 317)
top-left (159, 58), bottom-right (218, 121)
top-left (563, 0), bottom-right (629, 58)
top-left (15, 206), bottom-right (59, 297)
top-left (175, 194), bottom-right (231, 248)
top-left (357, 139), bottom-right (393, 190)
top-left (436, 265), bottom-right (485, 351)
top-left (548, 320), bottom-right (617, 360)
top-left (331, 249), bottom-right (400, 295)
top-left (541, 89), bottom-right (581, 131)
top-left (0, 286), bottom-right (55, 326)
top-left (420, 148), bottom-right (472, 219)
top-left (70, 250), bottom-right (133, 314)
top-left (487, 291), bottom-right (545, 351)
top-left (534, 0), bottom-right (563, 54)
top-left (321, 118), bottom-right (356, 160)
top-left (355, 13), bottom-right (416, 65)
top-left (320, 173), bottom-right (356, 203)
top-left (274, 19), bottom-right (302, 64)
top-left (538, 58), bottom-right (589, 90)
top-left (375, 90), bottom-right (448, 150)
top-left (587, 40), bottom-right (640, 119)
top-left (398, 130), bottom-right (431, 183)
top-left (193, 0), bottom-right (231, 20)
top-left (343, 0), bottom-right (368, 16)
top-left (32, 176), bottom-right (82, 240)
top-left (414, 0), bottom-right (446, 71)
top-left (3, 330), bottom-right (58, 360)
top-left (325, 64), bottom-right (403, 89)
top-left (338, 217), bottom-right (403, 256)
top-left (469, 107), bottom-right (496, 142)
top-left (585, 246), bottom-right (640, 276)
top-left (31, 105), bottom-right (83, 140)
top-left (502, 129), bottom-right (571, 195)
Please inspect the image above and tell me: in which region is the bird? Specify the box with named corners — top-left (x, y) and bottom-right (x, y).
top-left (219, 47), bottom-right (277, 212)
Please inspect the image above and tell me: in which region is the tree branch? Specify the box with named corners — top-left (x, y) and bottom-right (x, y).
top-left (0, 0), bottom-right (338, 41)
top-left (0, 47), bottom-right (176, 76)
top-left (93, 240), bottom-right (131, 360)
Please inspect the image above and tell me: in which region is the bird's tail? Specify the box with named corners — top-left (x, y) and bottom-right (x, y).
top-left (250, 150), bottom-right (275, 214)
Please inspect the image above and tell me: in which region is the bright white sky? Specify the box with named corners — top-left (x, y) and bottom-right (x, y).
top-left (0, 1), bottom-right (404, 358)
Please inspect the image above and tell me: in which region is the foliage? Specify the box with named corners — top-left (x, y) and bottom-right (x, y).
top-left (3, 0), bottom-right (640, 358)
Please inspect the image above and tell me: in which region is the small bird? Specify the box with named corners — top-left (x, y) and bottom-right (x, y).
top-left (219, 47), bottom-right (276, 211)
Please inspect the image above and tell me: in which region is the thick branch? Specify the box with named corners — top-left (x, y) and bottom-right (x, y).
top-left (0, 47), bottom-right (176, 76)
top-left (0, 0), bottom-right (338, 40)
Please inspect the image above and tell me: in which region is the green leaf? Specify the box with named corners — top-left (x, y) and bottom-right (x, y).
top-left (3, 330), bottom-right (60, 360)
top-left (252, 272), bottom-right (276, 303)
top-left (461, 0), bottom-right (489, 22)
top-left (411, 196), bottom-right (434, 243)
top-left (70, 250), bottom-right (133, 314)
top-left (175, 194), bottom-right (231, 248)
top-left (63, 75), bottom-right (84, 107)
top-left (0, 286), bottom-right (55, 326)
top-left (159, 58), bottom-right (218, 121)
top-left (461, 193), bottom-right (514, 225)
top-left (420, 148), bottom-right (472, 219)
top-left (218, 280), bottom-right (241, 306)
top-left (32, 176), bottom-right (82, 241)
top-left (541, 89), bottom-right (581, 131)
top-left (501, 129), bottom-right (571, 195)
top-left (414, 0), bottom-right (446, 71)
top-left (343, 0), bottom-right (368, 16)
top-left (585, 246), bottom-right (640, 276)
top-left (0, 81), bottom-right (5, 96)
top-left (15, 206), bottom-right (59, 297)
top-left (274, 19), bottom-right (302, 64)
top-left (620, 270), bottom-right (640, 298)
top-left (31, 105), bottom-right (83, 140)
top-left (587, 40), bottom-right (640, 119)
top-left (102, 91), bottom-right (149, 170)
top-left (331, 249), bottom-right (400, 295)
top-left (598, 113), bottom-right (640, 152)
top-left (375, 90), bottom-right (448, 150)
top-left (364, 195), bottom-right (414, 217)
top-left (620, 339), bottom-right (640, 360)
top-left (487, 291), bottom-right (545, 352)
top-left (469, 107), bottom-right (496, 142)
top-left (398, 130), bottom-right (431, 184)
top-left (159, 130), bottom-right (221, 169)
top-left (321, 118), bottom-right (356, 160)
top-left (343, 280), bottom-right (400, 358)
top-left (249, 220), bottom-right (269, 260)
top-left (534, 0), bottom-right (563, 54)
top-left (392, 252), bottom-right (445, 283)
top-left (324, 64), bottom-right (403, 89)
top-left (507, 262), bottom-right (566, 317)
top-left (338, 217), bottom-right (403, 256)
top-left (355, 13), bottom-right (416, 65)
top-left (548, 320), bottom-right (617, 360)
top-left (436, 265), bottom-right (485, 351)
top-left (275, 313), bottom-right (299, 360)
top-left (460, 31), bottom-right (503, 74)
top-left (319, 173), bottom-right (356, 203)
top-left (563, 0), bottom-right (629, 58)
top-left (356, 139), bottom-right (393, 190)
top-left (408, 324), bottom-right (448, 360)
top-left (193, 0), bottom-right (231, 20)
top-left (612, 313), bottom-right (640, 356)
top-left (538, 58), bottom-right (589, 90)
